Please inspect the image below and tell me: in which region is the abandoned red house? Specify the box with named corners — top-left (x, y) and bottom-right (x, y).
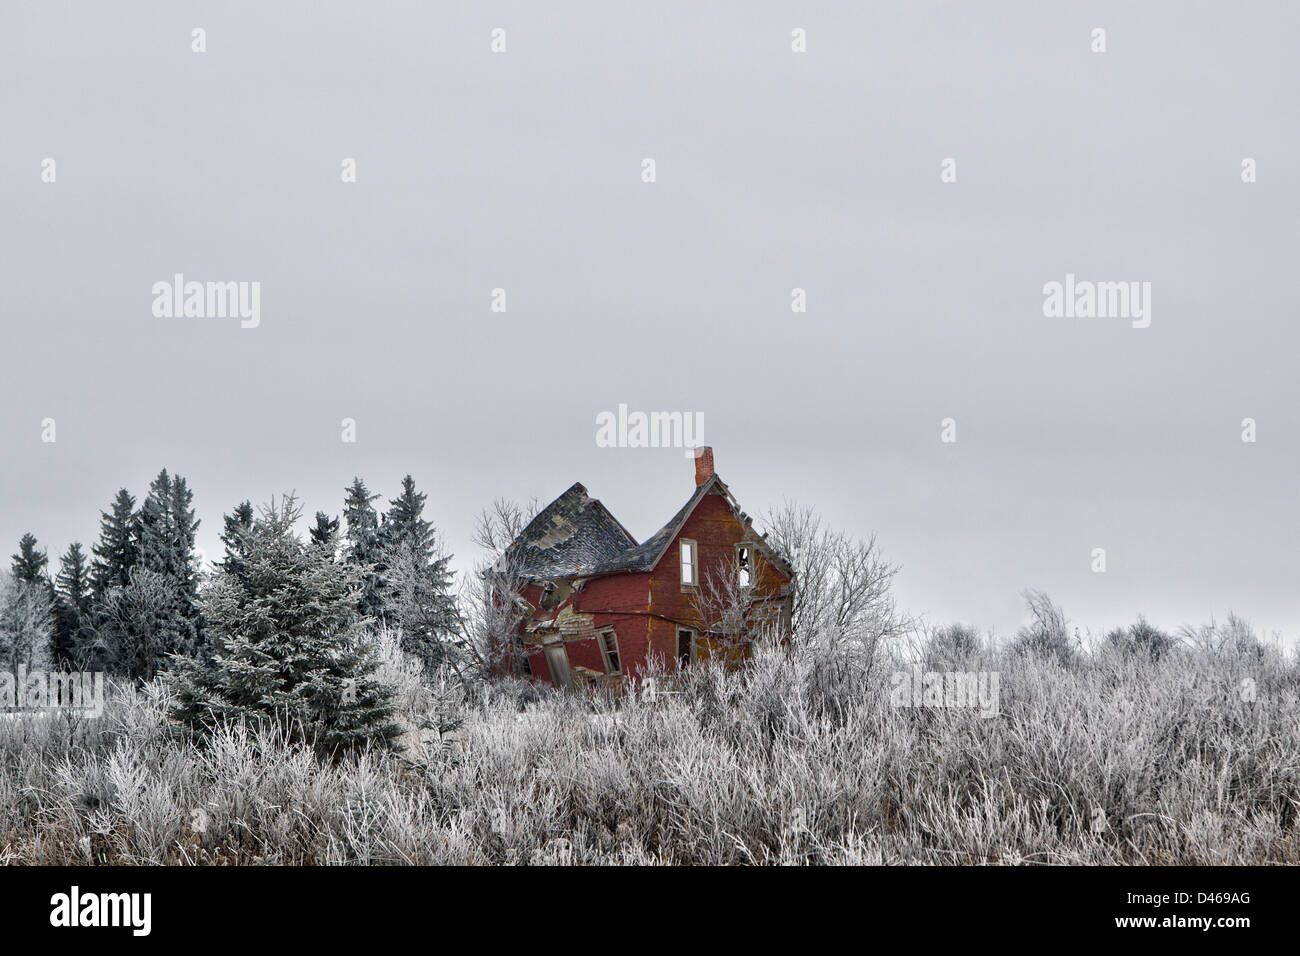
top-left (493, 448), bottom-right (795, 688)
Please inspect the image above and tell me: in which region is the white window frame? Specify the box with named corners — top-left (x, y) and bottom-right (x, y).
top-left (736, 543), bottom-right (755, 589)
top-left (680, 538), bottom-right (698, 588)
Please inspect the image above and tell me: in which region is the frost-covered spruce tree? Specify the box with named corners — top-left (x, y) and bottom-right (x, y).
top-left (11, 532), bottom-right (49, 586)
top-left (309, 511), bottom-right (340, 550)
top-left (91, 488), bottom-right (138, 598)
top-left (135, 470), bottom-right (201, 604)
top-left (167, 493), bottom-right (400, 754)
top-left (379, 475), bottom-right (458, 669)
top-left (131, 470), bottom-right (205, 655)
top-left (342, 477), bottom-right (385, 621)
top-left (217, 500), bottom-right (256, 578)
top-left (54, 542), bottom-right (93, 667)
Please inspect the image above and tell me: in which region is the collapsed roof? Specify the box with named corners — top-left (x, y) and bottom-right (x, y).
top-left (497, 483), bottom-right (637, 579)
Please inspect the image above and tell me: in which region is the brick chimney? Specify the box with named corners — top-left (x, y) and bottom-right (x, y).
top-left (693, 446), bottom-right (715, 485)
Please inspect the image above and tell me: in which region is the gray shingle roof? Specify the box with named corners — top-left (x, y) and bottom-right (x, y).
top-left (500, 483), bottom-right (638, 579)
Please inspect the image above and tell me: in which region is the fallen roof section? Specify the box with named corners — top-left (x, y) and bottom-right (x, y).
top-left (499, 482), bottom-right (638, 579)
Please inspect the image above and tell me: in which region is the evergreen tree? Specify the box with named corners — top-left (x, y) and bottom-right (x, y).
top-left (380, 476), bottom-right (435, 561)
top-left (53, 542), bottom-right (93, 667)
top-left (168, 475), bottom-right (200, 600)
top-left (166, 494), bottom-right (399, 754)
top-left (12, 533), bottom-right (48, 585)
top-left (91, 489), bottom-right (138, 597)
top-left (134, 469), bottom-right (203, 646)
top-left (379, 476), bottom-right (458, 667)
top-left (218, 501), bottom-right (256, 578)
top-left (10, 534), bottom-right (56, 665)
top-left (91, 471), bottom-right (203, 677)
top-left (309, 512), bottom-right (340, 550)
top-left (136, 470), bottom-right (178, 578)
top-left (342, 478), bottom-right (384, 620)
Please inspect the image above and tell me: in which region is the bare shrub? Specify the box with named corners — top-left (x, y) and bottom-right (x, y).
top-left (762, 502), bottom-right (912, 664)
top-left (455, 497), bottom-right (540, 680)
top-left (924, 622), bottom-right (982, 668)
top-left (1106, 615), bottom-right (1178, 661)
top-left (0, 571), bottom-right (53, 674)
top-left (1012, 590), bottom-right (1076, 664)
top-left (1179, 612), bottom-right (1266, 662)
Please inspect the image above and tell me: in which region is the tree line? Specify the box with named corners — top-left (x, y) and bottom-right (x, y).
top-left (0, 470), bottom-right (460, 752)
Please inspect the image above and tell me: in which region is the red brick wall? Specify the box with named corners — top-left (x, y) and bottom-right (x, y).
top-left (649, 492), bottom-right (788, 610)
top-left (645, 490), bottom-right (792, 671)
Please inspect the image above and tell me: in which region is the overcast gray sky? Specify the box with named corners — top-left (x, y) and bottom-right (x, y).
top-left (2, 1), bottom-right (1297, 644)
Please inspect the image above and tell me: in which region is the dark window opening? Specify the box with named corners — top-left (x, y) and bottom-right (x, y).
top-left (600, 630), bottom-right (621, 674)
top-left (677, 629), bottom-right (694, 668)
